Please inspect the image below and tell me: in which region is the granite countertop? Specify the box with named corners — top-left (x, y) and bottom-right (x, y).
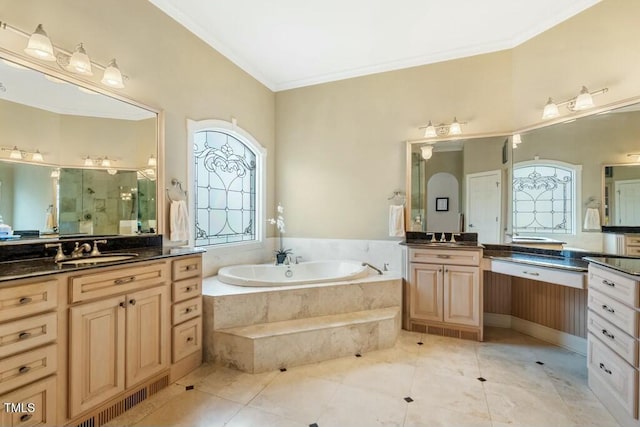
top-left (0, 246), bottom-right (205, 283)
top-left (486, 251), bottom-right (588, 272)
top-left (584, 257), bottom-right (640, 276)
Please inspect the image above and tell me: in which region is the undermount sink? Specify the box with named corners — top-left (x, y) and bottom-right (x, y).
top-left (59, 253), bottom-right (138, 266)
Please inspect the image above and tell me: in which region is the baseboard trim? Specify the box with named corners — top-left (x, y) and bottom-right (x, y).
top-left (484, 313), bottom-right (587, 356)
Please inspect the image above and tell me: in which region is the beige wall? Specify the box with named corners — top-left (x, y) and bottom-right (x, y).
top-left (0, 0), bottom-right (276, 238)
top-left (276, 0), bottom-right (640, 241)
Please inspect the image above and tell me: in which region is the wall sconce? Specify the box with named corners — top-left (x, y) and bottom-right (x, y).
top-left (512, 134), bottom-right (522, 149)
top-left (419, 117), bottom-right (466, 138)
top-left (627, 154), bottom-right (640, 162)
top-left (1, 22), bottom-right (127, 89)
top-left (82, 155), bottom-right (116, 169)
top-left (50, 168), bottom-right (60, 178)
top-left (1, 146), bottom-right (44, 162)
top-left (421, 145), bottom-right (434, 160)
top-left (542, 86), bottom-right (608, 119)
top-left (147, 155), bottom-right (157, 167)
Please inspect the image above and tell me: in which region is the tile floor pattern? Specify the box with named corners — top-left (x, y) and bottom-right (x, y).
top-left (105, 328), bottom-right (620, 427)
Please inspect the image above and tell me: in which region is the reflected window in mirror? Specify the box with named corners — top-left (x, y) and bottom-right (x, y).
top-left (513, 160), bottom-right (581, 235)
top-left (189, 119), bottom-right (266, 248)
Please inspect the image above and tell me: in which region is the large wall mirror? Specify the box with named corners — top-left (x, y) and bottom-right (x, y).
top-left (407, 135), bottom-right (510, 244)
top-left (0, 56), bottom-right (159, 241)
top-left (512, 102), bottom-right (640, 252)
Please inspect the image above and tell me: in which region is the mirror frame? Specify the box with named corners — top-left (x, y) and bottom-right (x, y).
top-left (0, 47), bottom-right (165, 238)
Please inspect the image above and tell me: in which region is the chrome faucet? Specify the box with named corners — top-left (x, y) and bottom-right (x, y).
top-left (90, 239), bottom-right (107, 256)
top-left (295, 256), bottom-right (303, 264)
top-left (440, 232), bottom-right (447, 242)
top-left (71, 242), bottom-right (92, 258)
top-left (362, 262), bottom-right (383, 275)
top-left (450, 233), bottom-right (461, 243)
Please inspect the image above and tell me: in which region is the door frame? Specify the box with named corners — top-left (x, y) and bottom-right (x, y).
top-left (465, 169), bottom-right (502, 244)
top-left (614, 179), bottom-right (640, 225)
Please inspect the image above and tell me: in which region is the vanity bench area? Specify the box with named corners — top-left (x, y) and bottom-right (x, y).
top-left (0, 235), bottom-right (204, 427)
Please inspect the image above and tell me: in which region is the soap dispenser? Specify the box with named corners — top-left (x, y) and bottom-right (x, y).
top-left (0, 215), bottom-right (12, 236)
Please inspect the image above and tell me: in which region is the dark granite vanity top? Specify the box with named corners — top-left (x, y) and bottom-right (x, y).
top-left (482, 244), bottom-right (606, 272)
top-left (0, 235), bottom-right (204, 283)
top-left (584, 257), bottom-right (640, 276)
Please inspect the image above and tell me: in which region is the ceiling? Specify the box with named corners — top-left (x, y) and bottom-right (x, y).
top-left (149, 0), bottom-right (601, 92)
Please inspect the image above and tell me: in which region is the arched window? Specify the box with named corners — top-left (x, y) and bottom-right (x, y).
top-left (512, 160), bottom-right (581, 235)
top-left (188, 119), bottom-right (266, 249)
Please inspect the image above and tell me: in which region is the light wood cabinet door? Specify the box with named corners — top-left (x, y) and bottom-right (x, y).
top-left (443, 265), bottom-right (480, 326)
top-left (69, 295), bottom-right (126, 418)
top-left (410, 263), bottom-right (443, 322)
top-left (125, 286), bottom-right (169, 388)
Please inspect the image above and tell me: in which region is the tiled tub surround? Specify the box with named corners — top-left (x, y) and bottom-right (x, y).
top-left (203, 273), bottom-right (402, 373)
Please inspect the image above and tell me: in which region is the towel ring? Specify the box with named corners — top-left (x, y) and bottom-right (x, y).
top-left (388, 190), bottom-right (406, 206)
top-left (166, 178), bottom-right (187, 202)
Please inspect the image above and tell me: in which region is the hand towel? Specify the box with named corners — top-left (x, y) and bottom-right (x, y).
top-left (389, 205), bottom-right (405, 237)
top-left (170, 200), bottom-right (191, 241)
top-left (583, 207), bottom-right (601, 231)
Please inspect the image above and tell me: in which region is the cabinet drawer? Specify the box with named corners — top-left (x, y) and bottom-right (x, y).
top-left (0, 313), bottom-right (57, 359)
top-left (0, 345), bottom-right (57, 395)
top-left (172, 256), bottom-right (202, 281)
top-left (0, 279), bottom-right (58, 323)
top-left (626, 246), bottom-right (640, 257)
top-left (172, 278), bottom-right (201, 303)
top-left (492, 260), bottom-right (585, 289)
top-left (0, 375), bottom-right (56, 427)
top-left (409, 249), bottom-right (480, 266)
top-left (588, 333), bottom-right (638, 418)
top-left (625, 235), bottom-right (640, 246)
top-left (172, 317), bottom-right (202, 362)
top-left (588, 311), bottom-right (637, 366)
top-left (70, 261), bottom-right (168, 303)
top-left (588, 289), bottom-right (638, 337)
top-left (172, 296), bottom-right (202, 325)
top-left (589, 265), bottom-right (639, 307)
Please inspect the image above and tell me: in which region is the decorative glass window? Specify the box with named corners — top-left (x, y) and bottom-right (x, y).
top-left (192, 127), bottom-right (262, 247)
top-left (513, 161), bottom-right (579, 234)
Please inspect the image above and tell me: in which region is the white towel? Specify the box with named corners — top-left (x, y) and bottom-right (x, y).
top-left (583, 208), bottom-right (601, 231)
top-left (389, 205), bottom-right (405, 237)
top-left (45, 212), bottom-right (55, 230)
top-left (170, 200), bottom-right (191, 241)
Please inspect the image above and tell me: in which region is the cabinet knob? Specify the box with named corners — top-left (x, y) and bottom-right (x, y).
top-left (119, 301), bottom-right (127, 308)
top-left (185, 264), bottom-right (197, 271)
top-left (185, 307), bottom-right (193, 313)
top-left (129, 299), bottom-right (136, 306)
top-left (185, 287), bottom-right (192, 292)
top-left (186, 336), bottom-right (194, 342)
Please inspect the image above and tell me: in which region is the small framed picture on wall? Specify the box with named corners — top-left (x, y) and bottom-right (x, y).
top-left (435, 197), bottom-right (449, 212)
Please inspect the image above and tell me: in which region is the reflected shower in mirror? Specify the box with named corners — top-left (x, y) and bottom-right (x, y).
top-left (604, 164), bottom-right (640, 227)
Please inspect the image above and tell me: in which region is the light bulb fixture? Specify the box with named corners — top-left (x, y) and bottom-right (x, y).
top-left (32, 150), bottom-right (44, 162)
top-left (50, 168), bottom-right (60, 178)
top-left (24, 24), bottom-right (56, 61)
top-left (107, 168), bottom-right (118, 175)
top-left (101, 59), bottom-right (125, 88)
top-left (542, 86), bottom-right (608, 119)
top-left (1, 21), bottom-right (127, 88)
top-left (67, 43), bottom-right (93, 76)
top-left (147, 155), bottom-right (157, 167)
top-left (418, 118), bottom-right (467, 138)
top-left (627, 154), bottom-right (640, 161)
top-left (84, 156), bottom-right (94, 166)
top-left (9, 146), bottom-right (22, 160)
top-left (512, 133), bottom-right (522, 149)
top-left (421, 145), bottom-right (434, 160)
top-left (101, 157), bottom-right (112, 167)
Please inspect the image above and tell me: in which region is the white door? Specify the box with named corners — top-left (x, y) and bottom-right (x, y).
top-left (466, 170), bottom-right (501, 244)
top-left (615, 180), bottom-right (640, 225)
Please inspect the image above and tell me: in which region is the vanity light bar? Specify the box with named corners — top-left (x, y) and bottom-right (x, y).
top-left (1, 145), bottom-right (44, 162)
top-left (418, 117), bottom-right (467, 138)
top-left (542, 86), bottom-right (608, 120)
top-left (0, 21), bottom-right (127, 88)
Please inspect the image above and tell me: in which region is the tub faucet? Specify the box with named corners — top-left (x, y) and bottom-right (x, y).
top-left (362, 262), bottom-right (383, 275)
top-left (295, 256), bottom-right (303, 264)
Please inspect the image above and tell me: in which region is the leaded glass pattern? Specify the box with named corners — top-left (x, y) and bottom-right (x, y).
top-left (193, 130), bottom-right (256, 246)
top-left (513, 164), bottom-right (574, 234)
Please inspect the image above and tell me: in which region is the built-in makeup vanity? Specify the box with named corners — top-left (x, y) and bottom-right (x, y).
top-left (0, 236), bottom-right (203, 427)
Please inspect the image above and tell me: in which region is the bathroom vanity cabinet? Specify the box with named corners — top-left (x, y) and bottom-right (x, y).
top-left (0, 252), bottom-right (202, 427)
top-left (587, 262), bottom-right (640, 427)
top-left (407, 247), bottom-right (483, 341)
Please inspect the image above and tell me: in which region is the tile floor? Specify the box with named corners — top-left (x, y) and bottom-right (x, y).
top-left (105, 327), bottom-right (620, 427)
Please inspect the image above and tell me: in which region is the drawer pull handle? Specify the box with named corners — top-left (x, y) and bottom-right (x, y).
top-left (186, 336), bottom-right (194, 342)
top-left (185, 307), bottom-right (193, 314)
top-left (185, 287), bottom-right (192, 292)
top-left (18, 332), bottom-right (31, 340)
top-left (185, 265), bottom-right (198, 271)
top-left (20, 414), bottom-right (32, 422)
top-left (18, 366), bottom-right (30, 374)
top-left (436, 255), bottom-right (451, 259)
top-left (19, 297), bottom-right (32, 305)
top-left (602, 279), bottom-right (615, 287)
top-left (523, 271), bottom-right (540, 276)
top-left (601, 304), bottom-right (615, 313)
top-left (601, 329), bottom-right (615, 340)
top-left (599, 362), bottom-right (612, 375)
top-left (119, 301), bottom-right (127, 308)
top-left (129, 299), bottom-right (136, 306)
top-left (114, 276), bottom-right (136, 285)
